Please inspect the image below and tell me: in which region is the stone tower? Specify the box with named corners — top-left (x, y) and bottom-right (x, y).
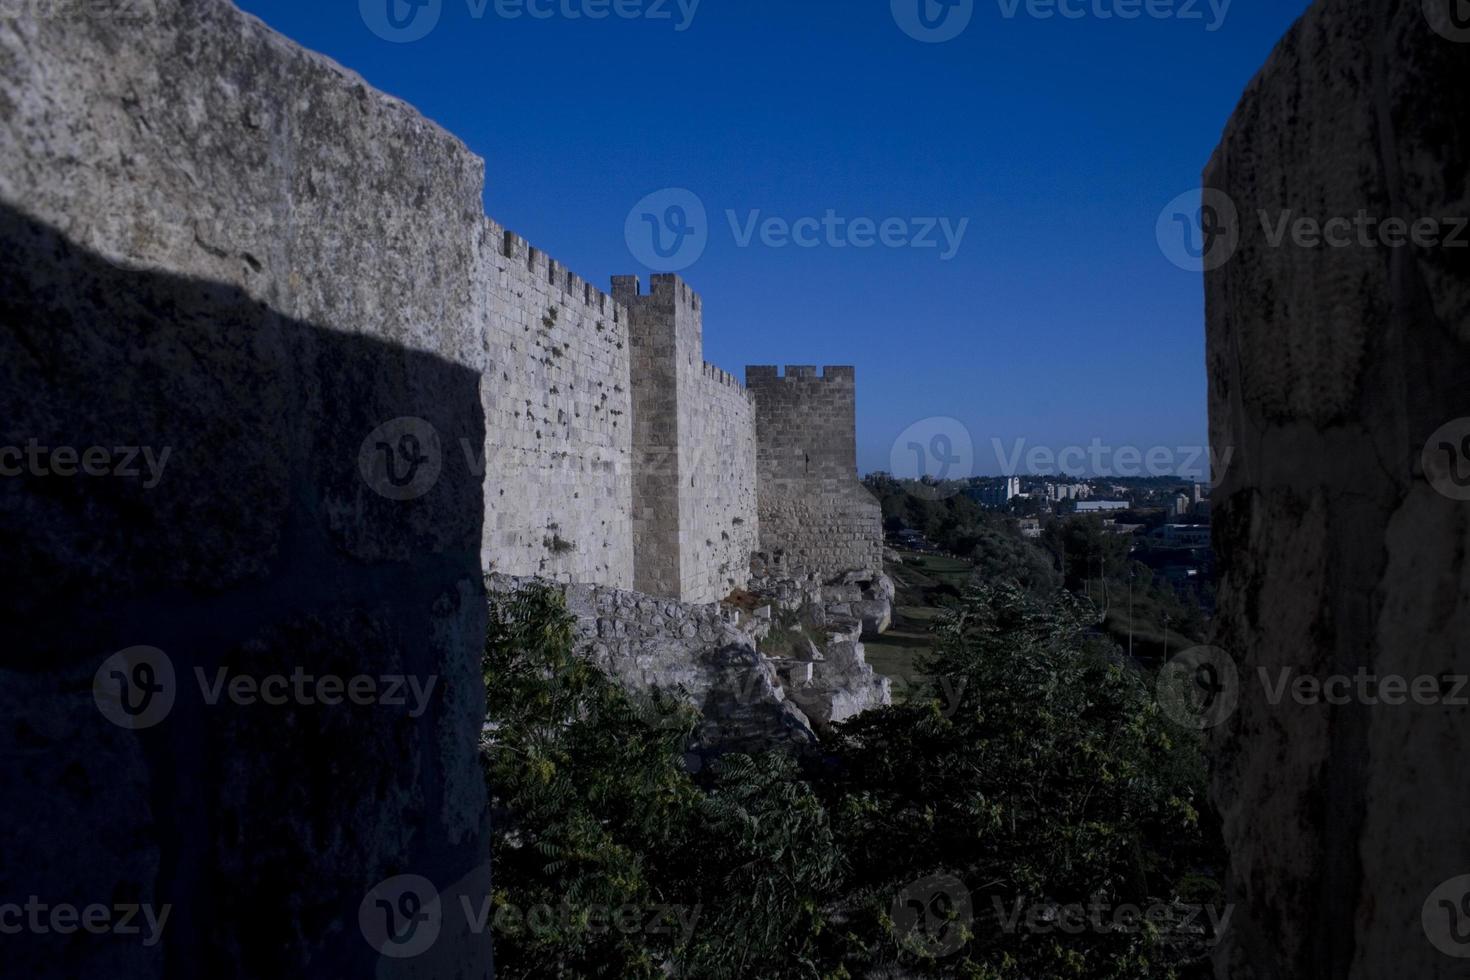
top-left (744, 365), bottom-right (883, 579)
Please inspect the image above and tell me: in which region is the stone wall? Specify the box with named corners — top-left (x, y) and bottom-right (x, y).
top-left (620, 274), bottom-right (759, 604)
top-left (1204, 2), bottom-right (1470, 976)
top-left (746, 366), bottom-right (883, 579)
top-left (681, 364), bottom-right (759, 604)
top-left (0, 2), bottom-right (877, 970)
top-left (0, 2), bottom-right (492, 976)
top-left (479, 223), bottom-right (634, 587)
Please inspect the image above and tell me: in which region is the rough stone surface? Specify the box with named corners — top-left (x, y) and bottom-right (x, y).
top-left (746, 571), bottom-right (894, 728)
top-left (745, 366), bottom-right (884, 581)
top-left (489, 576), bottom-right (816, 751)
top-left (0, 2), bottom-right (492, 976)
top-left (1204, 3), bottom-right (1470, 977)
top-left (618, 275), bottom-right (759, 604)
top-left (1, 2), bottom-right (889, 974)
top-left (479, 227), bottom-right (635, 587)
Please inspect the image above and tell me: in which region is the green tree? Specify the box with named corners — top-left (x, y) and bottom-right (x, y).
top-left (810, 582), bottom-right (1221, 978)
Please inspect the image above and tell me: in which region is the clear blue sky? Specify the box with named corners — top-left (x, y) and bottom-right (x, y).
top-left (236, 0), bottom-right (1311, 477)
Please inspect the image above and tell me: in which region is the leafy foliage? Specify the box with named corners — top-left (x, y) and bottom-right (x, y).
top-left (482, 585), bottom-right (842, 979)
top-left (481, 581), bottom-right (1222, 979)
top-left (812, 581), bottom-right (1220, 978)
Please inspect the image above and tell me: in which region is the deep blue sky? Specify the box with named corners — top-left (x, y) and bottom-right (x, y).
top-left (236, 0), bottom-right (1311, 478)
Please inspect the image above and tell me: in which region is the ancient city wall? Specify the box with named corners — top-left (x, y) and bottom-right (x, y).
top-left (746, 366), bottom-right (883, 579)
top-left (682, 362), bottom-right (759, 603)
top-left (479, 222), bottom-right (635, 588)
top-left (0, 2), bottom-right (878, 970)
top-left (620, 274), bottom-right (759, 604)
top-left (0, 1), bottom-right (494, 975)
top-left (1204, 1), bottom-right (1470, 976)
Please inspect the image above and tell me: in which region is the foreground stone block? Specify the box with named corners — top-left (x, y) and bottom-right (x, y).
top-left (1204, 1), bottom-right (1470, 975)
top-left (0, 3), bottom-right (492, 976)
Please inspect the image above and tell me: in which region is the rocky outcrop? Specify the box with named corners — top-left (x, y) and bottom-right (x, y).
top-left (489, 576), bottom-right (818, 751)
top-left (489, 569), bottom-right (895, 747)
top-left (747, 568), bottom-right (895, 729)
top-left (1204, 2), bottom-right (1470, 977)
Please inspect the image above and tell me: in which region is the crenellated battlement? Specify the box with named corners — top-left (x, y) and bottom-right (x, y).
top-left (610, 272), bottom-right (702, 314)
top-left (745, 365), bottom-right (856, 384)
top-left (702, 361), bottom-right (745, 392)
top-left (489, 219), bottom-right (627, 324)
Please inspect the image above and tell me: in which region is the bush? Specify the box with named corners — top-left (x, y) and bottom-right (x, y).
top-left (480, 582), bottom-right (1222, 978)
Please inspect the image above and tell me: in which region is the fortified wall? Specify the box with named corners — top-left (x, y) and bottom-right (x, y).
top-left (614, 275), bottom-right (761, 605)
top-left (746, 366), bottom-right (884, 578)
top-left (0, 3), bottom-right (882, 974)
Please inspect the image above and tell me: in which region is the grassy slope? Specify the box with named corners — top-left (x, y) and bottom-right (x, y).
top-left (863, 550), bottom-right (973, 694)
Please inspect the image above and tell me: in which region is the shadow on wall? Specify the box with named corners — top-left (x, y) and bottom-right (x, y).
top-left (0, 203), bottom-right (494, 978)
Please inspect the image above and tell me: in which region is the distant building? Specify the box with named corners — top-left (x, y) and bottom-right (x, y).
top-left (972, 476), bottom-right (1021, 508)
top-left (1045, 482), bottom-right (1092, 502)
top-left (1158, 524), bottom-right (1212, 549)
top-left (1017, 518), bottom-right (1042, 539)
top-left (1076, 500), bottom-right (1130, 513)
top-left (1173, 493), bottom-right (1191, 516)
